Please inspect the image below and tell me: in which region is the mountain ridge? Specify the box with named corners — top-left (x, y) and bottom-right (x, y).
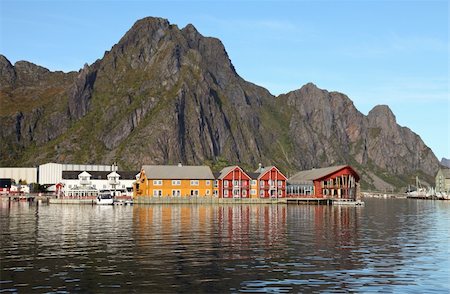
top-left (0, 16), bottom-right (439, 191)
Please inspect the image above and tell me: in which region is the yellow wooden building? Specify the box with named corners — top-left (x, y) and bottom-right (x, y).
top-left (134, 164), bottom-right (214, 197)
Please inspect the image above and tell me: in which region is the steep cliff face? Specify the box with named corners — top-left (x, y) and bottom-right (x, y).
top-left (0, 17), bottom-right (440, 190)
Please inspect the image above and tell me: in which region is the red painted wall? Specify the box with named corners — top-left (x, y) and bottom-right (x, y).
top-left (258, 167), bottom-right (287, 198)
top-left (313, 166), bottom-right (359, 198)
top-left (218, 167), bottom-right (251, 198)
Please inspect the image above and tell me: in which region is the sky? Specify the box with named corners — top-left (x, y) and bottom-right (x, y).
top-left (1, 0), bottom-right (448, 160)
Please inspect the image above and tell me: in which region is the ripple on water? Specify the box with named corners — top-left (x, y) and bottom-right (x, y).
top-left (0, 199), bottom-right (449, 293)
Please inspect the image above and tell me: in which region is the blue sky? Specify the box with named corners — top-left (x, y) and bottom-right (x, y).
top-left (1, 0), bottom-right (448, 161)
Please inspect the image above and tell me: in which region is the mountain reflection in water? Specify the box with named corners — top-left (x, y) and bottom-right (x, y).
top-left (1, 199), bottom-right (449, 293)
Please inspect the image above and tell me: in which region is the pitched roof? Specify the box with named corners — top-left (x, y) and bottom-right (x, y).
top-left (218, 166), bottom-right (237, 179)
top-left (142, 165), bottom-right (214, 180)
top-left (218, 166), bottom-right (251, 180)
top-left (247, 172), bottom-right (260, 180)
top-left (288, 165), bottom-right (357, 184)
top-left (78, 171), bottom-right (91, 177)
top-left (257, 166), bottom-right (288, 180)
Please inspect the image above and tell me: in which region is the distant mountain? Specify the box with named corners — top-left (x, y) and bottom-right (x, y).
top-left (0, 17), bottom-right (440, 191)
top-left (441, 158), bottom-right (450, 168)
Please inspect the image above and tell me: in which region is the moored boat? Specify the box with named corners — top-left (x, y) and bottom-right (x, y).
top-left (96, 191), bottom-right (114, 205)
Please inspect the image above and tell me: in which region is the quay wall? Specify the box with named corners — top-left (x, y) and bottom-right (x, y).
top-left (134, 196), bottom-right (286, 205)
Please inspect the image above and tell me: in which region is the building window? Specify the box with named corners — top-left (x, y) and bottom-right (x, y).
top-left (190, 190), bottom-right (199, 196)
top-left (251, 189), bottom-right (256, 195)
top-left (224, 190), bottom-right (228, 197)
top-left (153, 190), bottom-right (162, 197)
top-left (206, 180), bottom-right (211, 186)
top-left (122, 185), bottom-right (125, 188)
top-left (190, 180), bottom-right (199, 186)
top-left (278, 190), bottom-right (283, 196)
top-left (242, 190), bottom-right (247, 197)
top-left (214, 180), bottom-right (218, 187)
top-left (251, 180), bottom-right (257, 186)
top-left (224, 180), bottom-right (229, 187)
top-left (206, 189), bottom-right (211, 196)
top-left (153, 180), bottom-right (162, 186)
top-left (234, 180), bottom-right (239, 187)
top-left (213, 190), bottom-right (218, 196)
top-left (260, 190), bottom-right (264, 196)
top-left (172, 180), bottom-right (181, 186)
top-left (278, 181), bottom-right (283, 187)
top-left (259, 180), bottom-right (264, 187)
top-left (172, 190), bottom-right (181, 197)
top-left (69, 185), bottom-right (72, 188)
top-left (103, 185), bottom-right (106, 188)
top-left (233, 189), bottom-right (240, 197)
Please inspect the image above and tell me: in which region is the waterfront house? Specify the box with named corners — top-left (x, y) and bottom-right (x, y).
top-left (62, 170), bottom-right (139, 197)
top-left (435, 168), bottom-right (450, 194)
top-left (287, 165), bottom-right (360, 199)
top-left (215, 166), bottom-right (251, 198)
top-left (134, 164), bottom-right (214, 197)
top-left (248, 165), bottom-right (287, 198)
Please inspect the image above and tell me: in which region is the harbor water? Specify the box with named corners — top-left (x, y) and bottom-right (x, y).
top-left (1, 198), bottom-right (449, 293)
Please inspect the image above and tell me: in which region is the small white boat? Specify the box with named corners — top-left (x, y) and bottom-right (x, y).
top-left (96, 191), bottom-right (114, 205)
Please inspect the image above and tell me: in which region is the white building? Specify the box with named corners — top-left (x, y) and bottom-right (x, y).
top-left (0, 167), bottom-right (37, 184)
top-left (62, 170), bottom-right (139, 197)
top-left (39, 163), bottom-right (117, 185)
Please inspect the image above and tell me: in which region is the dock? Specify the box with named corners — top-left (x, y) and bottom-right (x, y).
top-left (285, 198), bottom-right (364, 205)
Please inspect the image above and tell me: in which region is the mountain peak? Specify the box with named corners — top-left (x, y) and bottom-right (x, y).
top-left (368, 104), bottom-right (396, 124)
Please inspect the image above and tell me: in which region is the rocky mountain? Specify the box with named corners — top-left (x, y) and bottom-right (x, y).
top-left (441, 158), bottom-right (450, 168)
top-left (0, 17), bottom-right (440, 190)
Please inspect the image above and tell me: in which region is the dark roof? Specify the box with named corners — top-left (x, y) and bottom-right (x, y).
top-left (62, 171), bottom-right (139, 180)
top-left (247, 172), bottom-right (260, 180)
top-left (213, 172), bottom-right (221, 179)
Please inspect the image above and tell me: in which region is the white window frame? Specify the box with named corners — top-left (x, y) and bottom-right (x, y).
top-left (242, 190), bottom-right (247, 197)
top-left (153, 180), bottom-right (162, 186)
top-left (214, 180), bottom-right (218, 187)
top-left (234, 180), bottom-right (239, 187)
top-left (224, 180), bottom-right (229, 187)
top-left (206, 180), bottom-right (211, 186)
top-left (278, 180), bottom-right (283, 187)
top-left (260, 190), bottom-right (264, 197)
top-left (190, 180), bottom-right (199, 186)
top-left (172, 189), bottom-right (181, 197)
top-left (190, 189), bottom-right (199, 196)
top-left (233, 189), bottom-right (240, 197)
top-left (206, 189), bottom-right (211, 196)
top-left (153, 190), bottom-right (162, 197)
top-left (172, 180), bottom-right (181, 186)
top-left (251, 189), bottom-right (256, 195)
top-left (251, 180), bottom-right (257, 186)
top-left (224, 190), bottom-right (229, 197)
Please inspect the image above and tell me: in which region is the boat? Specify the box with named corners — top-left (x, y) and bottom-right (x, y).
top-left (333, 199), bottom-right (365, 206)
top-left (96, 191), bottom-right (114, 205)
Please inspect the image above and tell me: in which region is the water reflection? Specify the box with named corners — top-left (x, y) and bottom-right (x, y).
top-left (1, 199), bottom-right (449, 293)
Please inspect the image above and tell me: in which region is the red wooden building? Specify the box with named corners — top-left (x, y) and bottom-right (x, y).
top-left (216, 166), bottom-right (251, 198)
top-left (250, 166), bottom-right (288, 198)
top-left (287, 165), bottom-right (360, 199)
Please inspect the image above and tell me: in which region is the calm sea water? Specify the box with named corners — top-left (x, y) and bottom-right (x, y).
top-left (1, 198), bottom-right (449, 293)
